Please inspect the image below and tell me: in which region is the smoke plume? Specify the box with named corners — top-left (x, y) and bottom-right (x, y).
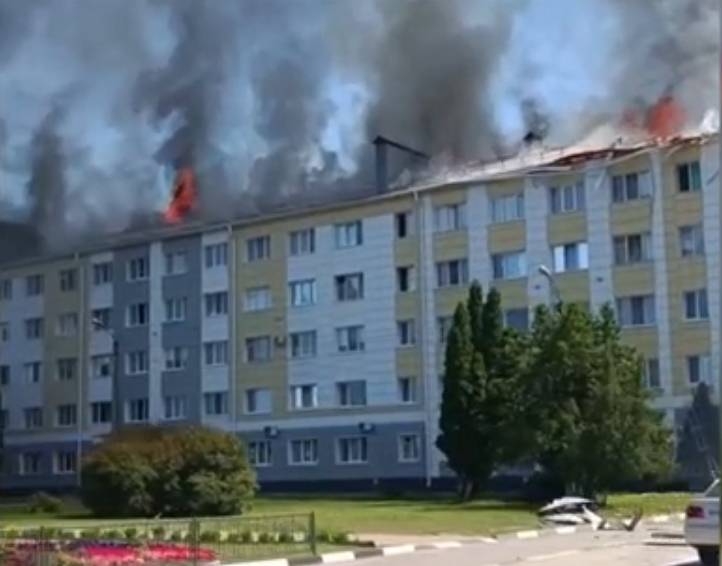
top-left (0, 0), bottom-right (717, 252)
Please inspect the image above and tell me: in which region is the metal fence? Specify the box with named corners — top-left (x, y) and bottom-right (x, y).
top-left (0, 512), bottom-right (316, 565)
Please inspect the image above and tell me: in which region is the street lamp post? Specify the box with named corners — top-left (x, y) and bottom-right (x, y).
top-left (92, 318), bottom-right (121, 430)
top-left (538, 265), bottom-right (562, 310)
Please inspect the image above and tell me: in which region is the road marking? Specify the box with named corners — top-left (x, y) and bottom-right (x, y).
top-left (476, 537), bottom-right (498, 544)
top-left (381, 544), bottom-right (416, 556)
top-left (321, 551), bottom-right (357, 563)
top-left (516, 530), bottom-right (540, 539)
top-left (431, 541), bottom-right (463, 549)
top-left (526, 550), bottom-right (580, 562)
top-left (651, 515), bottom-right (671, 523)
top-left (225, 560), bottom-right (289, 566)
top-left (554, 526), bottom-right (576, 535)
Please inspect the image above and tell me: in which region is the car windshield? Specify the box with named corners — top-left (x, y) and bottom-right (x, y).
top-left (704, 480), bottom-right (719, 497)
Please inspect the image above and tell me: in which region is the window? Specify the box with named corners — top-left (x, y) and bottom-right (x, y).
top-left (687, 354), bottom-right (711, 385)
top-left (19, 453), bottom-right (41, 476)
top-left (679, 224), bottom-right (705, 257)
top-left (91, 308), bottom-right (111, 329)
top-left (91, 355), bottom-right (113, 379)
top-left (125, 351), bottom-right (148, 375)
top-left (165, 251), bottom-right (188, 275)
top-left (492, 251), bottom-right (527, 280)
top-left (335, 273), bottom-right (364, 301)
top-left (504, 308), bottom-right (529, 331)
top-left (246, 336), bottom-right (271, 363)
top-left (289, 439), bottom-right (318, 465)
top-left (244, 286), bottom-right (272, 311)
top-left (54, 451), bottom-right (77, 475)
top-left (683, 289), bottom-right (709, 321)
top-left (126, 398), bottom-right (149, 423)
top-left (549, 182), bottom-right (585, 214)
top-left (204, 291), bottom-right (228, 316)
top-left (25, 318), bottom-right (44, 339)
top-left (56, 358), bottom-right (77, 381)
top-left (398, 376), bottom-right (417, 404)
top-left (0, 278), bottom-right (12, 300)
top-left (163, 396), bottom-right (187, 420)
top-left (616, 295), bottom-right (656, 327)
top-left (26, 274), bottom-right (44, 297)
top-left (491, 193), bottom-right (524, 223)
top-left (93, 262), bottom-right (113, 285)
top-left (397, 320), bottom-right (416, 347)
top-left (24, 362), bottom-right (42, 384)
top-left (204, 242), bottom-right (228, 268)
top-left (1, 322), bottom-right (9, 342)
top-left (611, 170), bottom-right (652, 202)
top-left (437, 316), bottom-right (453, 344)
top-left (289, 279), bottom-right (316, 307)
top-left (677, 161), bottom-right (702, 193)
top-left (336, 325), bottom-right (365, 352)
top-left (335, 220), bottom-right (363, 248)
top-left (126, 303), bottom-right (148, 327)
top-left (290, 384), bottom-right (318, 410)
top-left (398, 434), bottom-right (421, 463)
top-left (59, 268), bottom-right (77, 292)
top-left (164, 347), bottom-right (189, 371)
top-left (0, 409), bottom-right (6, 429)
top-left (337, 437), bottom-right (368, 464)
top-left (434, 203), bottom-right (466, 232)
top-left (55, 404), bottom-right (77, 427)
top-left (127, 257), bottom-right (149, 281)
top-left (247, 235), bottom-right (271, 262)
top-left (395, 211), bottom-right (413, 238)
top-left (289, 228), bottom-right (315, 256)
top-left (397, 266), bottom-right (416, 293)
top-left (165, 297), bottom-right (187, 322)
top-left (248, 441), bottom-right (272, 466)
top-left (290, 331), bottom-right (317, 359)
top-left (56, 313), bottom-right (78, 337)
top-left (90, 401), bottom-right (112, 424)
top-left (204, 341), bottom-right (228, 366)
top-left (613, 233), bottom-right (652, 265)
top-left (436, 259), bottom-right (469, 287)
top-left (643, 358), bottom-right (661, 390)
top-left (552, 242), bottom-right (589, 272)
top-left (24, 407), bottom-right (43, 429)
top-left (245, 388), bottom-right (272, 415)
top-left (203, 392), bottom-right (229, 416)
top-left (336, 380), bottom-right (367, 407)
top-left (0, 365), bottom-right (9, 386)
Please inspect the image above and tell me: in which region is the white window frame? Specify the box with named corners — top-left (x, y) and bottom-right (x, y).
top-left (248, 440), bottom-right (273, 467)
top-left (683, 289), bottom-right (709, 321)
top-left (611, 170), bottom-right (652, 203)
top-left (398, 433), bottom-right (421, 463)
top-left (91, 308), bottom-right (111, 330)
top-left (165, 297), bottom-right (188, 323)
top-left (549, 181), bottom-right (585, 214)
top-left (433, 203), bottom-right (467, 232)
top-left (552, 242), bottom-right (589, 273)
top-left (19, 452), bottom-right (41, 476)
top-left (244, 286), bottom-right (272, 312)
top-left (677, 161), bottom-right (702, 193)
top-left (396, 266), bottom-right (416, 293)
top-left (491, 251), bottom-right (527, 280)
top-left (288, 439), bottom-right (319, 466)
top-left (56, 313), bottom-right (78, 337)
top-left (126, 257), bottom-right (149, 282)
top-left (126, 303), bottom-right (149, 327)
top-left (615, 295), bottom-right (656, 327)
top-left (59, 268), bottom-right (77, 292)
top-left (397, 376), bottom-right (417, 404)
top-left (613, 233), bottom-right (652, 265)
top-left (24, 407), bottom-right (43, 429)
top-left (336, 436), bottom-right (368, 465)
top-left (164, 346), bottom-right (189, 371)
top-left (0, 278), bottom-right (13, 300)
top-left (687, 354), bottom-right (711, 385)
top-left (289, 330), bottom-right (317, 359)
top-left (335, 273), bottom-right (364, 302)
top-left (204, 242), bottom-right (228, 268)
top-left (397, 319), bottom-right (416, 347)
top-left (437, 316), bottom-right (453, 344)
top-left (204, 341), bottom-right (229, 366)
top-left (395, 211), bottom-right (414, 239)
top-left (436, 259), bottom-right (469, 288)
top-left (125, 351), bottom-right (148, 376)
top-left (91, 355), bottom-right (113, 379)
top-left (53, 451), bottom-right (77, 475)
top-left (203, 391), bottom-right (229, 416)
top-left (26, 274), bottom-right (44, 296)
top-left (56, 358), bottom-right (77, 381)
top-left (164, 251), bottom-right (188, 276)
top-left (55, 404), bottom-right (77, 428)
top-left (245, 388), bottom-right (272, 415)
top-left (679, 224), bottom-right (705, 257)
top-left (204, 292), bottom-right (229, 316)
top-left (25, 318), bottom-right (43, 339)
top-left (289, 228), bottom-right (316, 256)
top-left (490, 193), bottom-right (524, 223)
top-left (336, 325), bottom-right (365, 353)
top-left (90, 401), bottom-right (112, 424)
top-left (336, 380), bottom-right (367, 407)
top-left (92, 262), bottom-right (113, 286)
top-left (290, 384), bottom-right (318, 410)
top-left (125, 398), bottom-right (149, 423)
top-left (289, 279), bottom-right (316, 307)
top-left (163, 395), bottom-right (187, 421)
top-left (24, 362), bottom-right (42, 384)
top-left (643, 358), bottom-right (661, 390)
top-left (245, 336), bottom-right (272, 363)
top-left (246, 235), bottom-right (271, 262)
top-left (334, 221), bottom-right (363, 249)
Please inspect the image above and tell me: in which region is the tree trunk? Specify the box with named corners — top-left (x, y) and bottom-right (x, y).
top-left (458, 477), bottom-right (478, 501)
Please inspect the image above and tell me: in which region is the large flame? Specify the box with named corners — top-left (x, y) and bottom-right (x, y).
top-left (645, 95), bottom-right (685, 139)
top-left (164, 167), bottom-right (197, 224)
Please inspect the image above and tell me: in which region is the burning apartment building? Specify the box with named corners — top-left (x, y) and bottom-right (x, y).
top-left (0, 0), bottom-right (719, 489)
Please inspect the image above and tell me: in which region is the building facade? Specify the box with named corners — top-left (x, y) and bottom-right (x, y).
top-left (0, 134), bottom-right (719, 490)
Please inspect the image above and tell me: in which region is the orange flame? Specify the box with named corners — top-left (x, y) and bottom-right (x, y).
top-left (645, 95), bottom-right (685, 139)
top-left (164, 167), bottom-right (197, 224)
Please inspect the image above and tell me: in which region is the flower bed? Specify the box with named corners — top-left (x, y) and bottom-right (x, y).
top-left (0, 541), bottom-right (218, 566)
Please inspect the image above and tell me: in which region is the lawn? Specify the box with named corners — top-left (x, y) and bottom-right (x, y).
top-left (0, 491), bottom-right (693, 536)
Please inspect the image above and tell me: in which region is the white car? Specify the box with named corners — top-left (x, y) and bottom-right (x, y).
top-left (684, 479), bottom-right (719, 566)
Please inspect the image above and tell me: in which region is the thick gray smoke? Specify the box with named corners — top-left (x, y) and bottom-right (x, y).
top-left (0, 0), bottom-right (717, 252)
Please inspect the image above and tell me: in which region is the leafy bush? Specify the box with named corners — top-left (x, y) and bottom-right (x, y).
top-left (151, 526), bottom-right (165, 540)
top-left (278, 531), bottom-right (294, 544)
top-left (124, 527), bottom-right (138, 540)
top-left (258, 532), bottom-right (273, 544)
top-left (81, 426), bottom-right (256, 517)
top-left (316, 530), bottom-right (332, 543)
top-left (332, 532), bottom-right (352, 545)
top-left (101, 530), bottom-right (122, 540)
top-left (27, 492), bottom-right (62, 514)
top-left (199, 530), bottom-right (221, 543)
top-left (169, 531), bottom-right (184, 542)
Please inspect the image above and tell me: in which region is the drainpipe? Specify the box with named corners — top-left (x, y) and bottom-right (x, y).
top-left (75, 252), bottom-right (85, 488)
top-left (413, 190), bottom-right (434, 487)
top-left (226, 225), bottom-right (238, 430)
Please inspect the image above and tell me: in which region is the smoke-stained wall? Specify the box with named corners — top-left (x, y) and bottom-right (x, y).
top-left (0, 0), bottom-right (718, 254)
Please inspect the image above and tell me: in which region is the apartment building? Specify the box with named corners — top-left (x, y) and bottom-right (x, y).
top-left (0, 133), bottom-right (718, 490)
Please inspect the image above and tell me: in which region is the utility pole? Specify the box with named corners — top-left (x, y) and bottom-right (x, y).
top-left (538, 264), bottom-right (562, 310)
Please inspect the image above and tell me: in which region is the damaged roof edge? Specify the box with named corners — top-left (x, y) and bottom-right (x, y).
top-left (0, 132), bottom-right (717, 271)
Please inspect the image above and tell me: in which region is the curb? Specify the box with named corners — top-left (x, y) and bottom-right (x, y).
top-left (226, 513), bottom-right (685, 565)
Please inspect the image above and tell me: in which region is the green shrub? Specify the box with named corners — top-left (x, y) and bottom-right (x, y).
top-left (258, 532), bottom-right (273, 544)
top-left (169, 531), bottom-right (184, 542)
top-left (81, 426), bottom-right (256, 517)
top-left (332, 532), bottom-right (352, 545)
top-left (101, 530), bottom-right (122, 540)
top-left (27, 492), bottom-right (62, 514)
top-left (199, 530), bottom-right (220, 543)
top-left (316, 530), bottom-right (332, 543)
top-left (124, 527), bottom-right (138, 540)
top-left (80, 529), bottom-right (100, 540)
top-left (278, 531), bottom-right (294, 544)
top-left (2, 529), bottom-right (19, 539)
top-left (151, 526), bottom-right (165, 540)
top-left (241, 530), bottom-right (254, 543)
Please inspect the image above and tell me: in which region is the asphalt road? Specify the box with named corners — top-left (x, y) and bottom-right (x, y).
top-left (359, 526), bottom-right (700, 566)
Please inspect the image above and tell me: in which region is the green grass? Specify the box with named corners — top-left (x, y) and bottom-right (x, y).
top-left (0, 491), bottom-right (693, 536)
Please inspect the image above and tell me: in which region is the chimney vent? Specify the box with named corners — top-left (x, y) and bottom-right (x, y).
top-left (372, 135), bottom-right (430, 193)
